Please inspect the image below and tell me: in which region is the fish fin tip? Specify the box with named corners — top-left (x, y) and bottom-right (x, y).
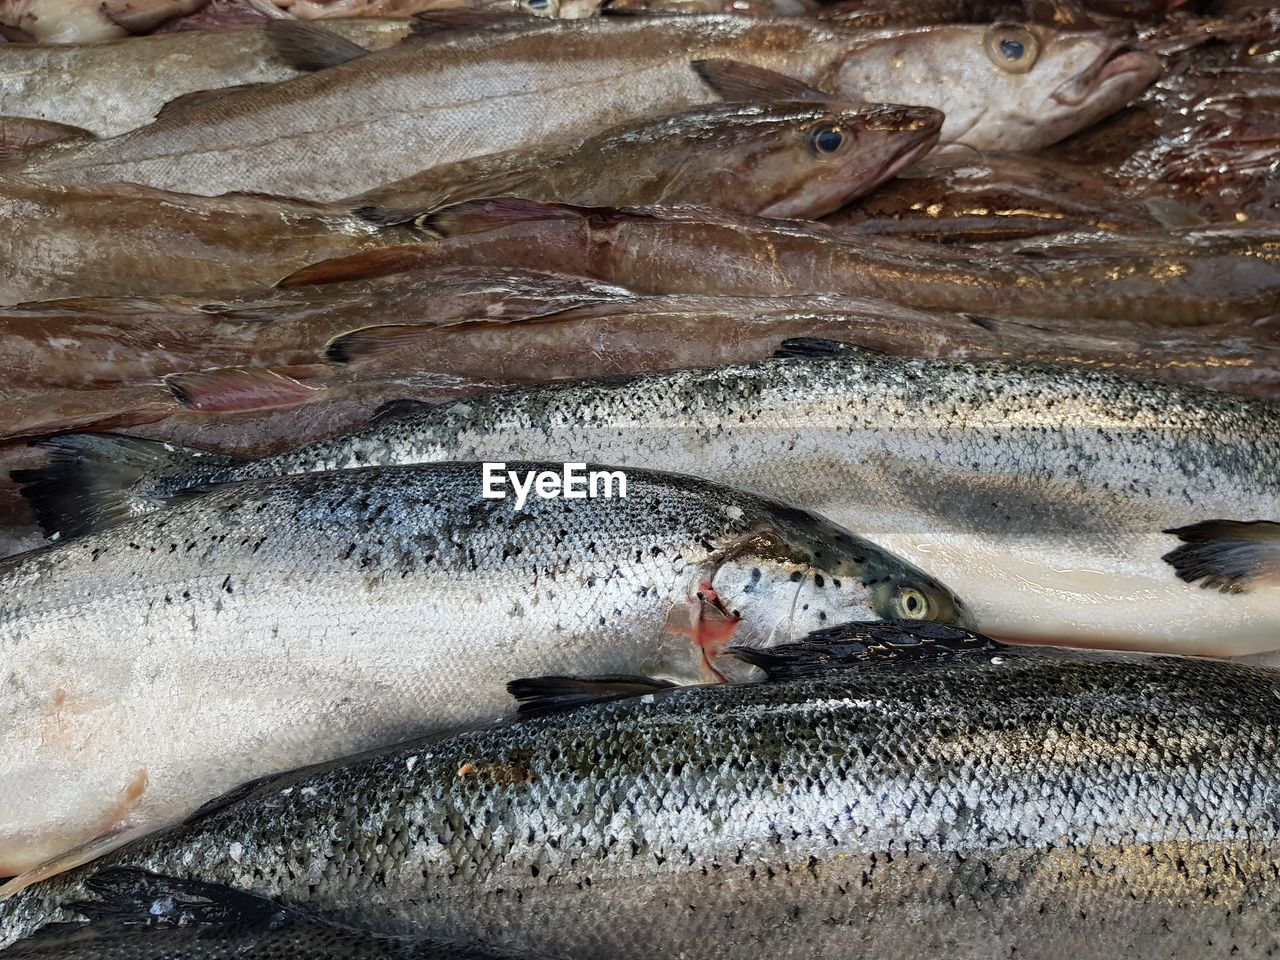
top-left (691, 59), bottom-right (830, 103)
top-left (773, 337), bottom-right (882, 359)
top-left (507, 675), bottom-right (676, 717)
top-left (264, 18), bottom-right (369, 71)
top-left (1162, 520), bottom-right (1280, 593)
top-left (162, 367), bottom-right (323, 413)
top-left (729, 621), bottom-right (1001, 680)
top-left (10, 434), bottom-right (229, 540)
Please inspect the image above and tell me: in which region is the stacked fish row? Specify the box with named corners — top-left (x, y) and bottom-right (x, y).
top-left (0, 0), bottom-right (1279, 956)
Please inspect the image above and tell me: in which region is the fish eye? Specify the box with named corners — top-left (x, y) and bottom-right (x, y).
top-left (524, 0), bottom-right (555, 11)
top-left (893, 584), bottom-right (931, 621)
top-left (983, 23), bottom-right (1039, 75)
top-left (808, 124), bottom-right (846, 156)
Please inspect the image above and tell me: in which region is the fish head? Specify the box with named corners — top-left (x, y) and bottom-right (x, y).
top-left (634, 101), bottom-right (942, 220)
top-left (831, 22), bottom-right (1161, 151)
top-left (704, 506), bottom-right (973, 665)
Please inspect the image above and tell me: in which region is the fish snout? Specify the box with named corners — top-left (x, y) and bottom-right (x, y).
top-left (1050, 34), bottom-right (1161, 107)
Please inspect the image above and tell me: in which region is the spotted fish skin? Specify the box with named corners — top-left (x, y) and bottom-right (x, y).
top-left (88, 352), bottom-right (1280, 652)
top-left (0, 459), bottom-right (959, 876)
top-left (5, 624), bottom-right (1280, 958)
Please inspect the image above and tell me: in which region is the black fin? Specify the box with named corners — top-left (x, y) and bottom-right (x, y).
top-left (730, 620), bottom-right (1001, 680)
top-left (264, 19), bottom-right (370, 71)
top-left (74, 868), bottom-right (285, 928)
top-left (692, 59), bottom-right (831, 103)
top-left (1162, 520), bottom-right (1280, 593)
top-left (773, 337), bottom-right (882, 359)
top-left (11, 435), bottom-right (233, 541)
top-left (369, 398), bottom-right (434, 426)
top-left (507, 675), bottom-right (675, 717)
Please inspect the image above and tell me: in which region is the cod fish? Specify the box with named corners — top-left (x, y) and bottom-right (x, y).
top-left (14, 16), bottom-right (1159, 199)
top-left (0, 460), bottom-right (963, 875)
top-left (348, 99), bottom-right (943, 223)
top-left (0, 19), bottom-right (413, 137)
top-left (0, 176), bottom-right (422, 304)
top-left (7, 870), bottom-right (541, 959)
top-left (7, 620), bottom-right (1280, 959)
top-left (284, 200), bottom-right (1280, 325)
top-left (38, 347), bottom-right (1280, 653)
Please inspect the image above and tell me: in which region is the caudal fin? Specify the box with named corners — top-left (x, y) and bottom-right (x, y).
top-left (10, 435), bottom-right (233, 541)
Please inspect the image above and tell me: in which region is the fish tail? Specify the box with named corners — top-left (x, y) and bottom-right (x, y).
top-left (11, 435), bottom-right (234, 541)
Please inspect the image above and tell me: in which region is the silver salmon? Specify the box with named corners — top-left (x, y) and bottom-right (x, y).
top-left (0, 459), bottom-right (964, 874)
top-left (5, 620), bottom-right (1280, 958)
top-left (31, 349), bottom-right (1280, 654)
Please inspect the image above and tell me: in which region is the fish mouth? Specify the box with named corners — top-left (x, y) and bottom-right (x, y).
top-left (1050, 41), bottom-right (1162, 108)
top-left (876, 129), bottom-right (943, 188)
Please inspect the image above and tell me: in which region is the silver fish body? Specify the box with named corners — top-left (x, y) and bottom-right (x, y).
top-left (0, 459), bottom-right (962, 875)
top-left (5, 622), bottom-right (1280, 958)
top-left (64, 353), bottom-right (1280, 653)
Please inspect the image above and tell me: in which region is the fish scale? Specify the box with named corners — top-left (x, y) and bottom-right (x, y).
top-left (5, 629), bottom-right (1280, 958)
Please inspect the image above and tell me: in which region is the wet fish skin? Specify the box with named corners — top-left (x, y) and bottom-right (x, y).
top-left (6, 622), bottom-right (1280, 958)
top-left (6, 870), bottom-right (539, 959)
top-left (0, 176), bottom-right (422, 304)
top-left (0, 459), bottom-right (962, 874)
top-left (16, 16), bottom-right (1157, 199)
top-left (73, 350), bottom-right (1280, 652)
top-left (0, 19), bottom-right (412, 137)
top-left (283, 203), bottom-right (1280, 325)
top-left (348, 100), bottom-right (943, 221)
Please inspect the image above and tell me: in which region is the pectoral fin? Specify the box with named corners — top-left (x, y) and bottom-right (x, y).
top-left (264, 19), bottom-right (370, 71)
top-left (163, 366), bottom-right (324, 413)
top-left (1163, 520), bottom-right (1280, 593)
top-left (156, 84), bottom-right (270, 120)
top-left (729, 620), bottom-right (1000, 680)
top-left (0, 117), bottom-right (94, 163)
top-left (692, 59), bottom-right (832, 103)
top-left (507, 675), bottom-right (675, 717)
top-left (773, 337), bottom-right (885, 359)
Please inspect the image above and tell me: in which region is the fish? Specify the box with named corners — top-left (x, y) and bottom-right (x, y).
top-left (6, 870), bottom-right (543, 959)
top-left (34, 345), bottom-right (1280, 654)
top-left (603, 0), bottom-right (813, 15)
top-left (347, 99), bottom-right (943, 223)
top-left (270, 0), bottom-right (601, 20)
top-left (14, 16), bottom-right (1159, 199)
top-left (0, 459), bottom-right (964, 874)
top-left (0, 176), bottom-right (424, 304)
top-left (6, 619), bottom-right (1280, 958)
top-left (0, 18), bottom-right (413, 137)
top-left (280, 201), bottom-right (1280, 326)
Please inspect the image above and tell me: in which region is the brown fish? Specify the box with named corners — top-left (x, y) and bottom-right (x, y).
top-left (14, 16), bottom-right (1158, 199)
top-left (349, 100), bottom-right (943, 223)
top-left (284, 200), bottom-right (1280, 325)
top-left (0, 176), bottom-right (420, 303)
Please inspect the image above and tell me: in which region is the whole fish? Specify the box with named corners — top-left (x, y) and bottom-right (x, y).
top-left (7, 870), bottom-right (540, 959)
top-left (0, 18), bottom-right (412, 137)
top-left (0, 176), bottom-right (422, 303)
top-left (348, 100), bottom-right (943, 223)
top-left (6, 620), bottom-right (1280, 959)
top-left (0, 460), bottom-right (963, 875)
top-left (37, 348), bottom-right (1280, 654)
top-left (14, 16), bottom-right (1159, 198)
top-left (281, 201), bottom-right (1280, 325)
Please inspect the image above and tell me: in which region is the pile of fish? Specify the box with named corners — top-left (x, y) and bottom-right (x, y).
top-left (0, 0), bottom-right (1278, 956)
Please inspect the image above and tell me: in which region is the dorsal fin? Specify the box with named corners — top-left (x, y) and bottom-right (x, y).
top-left (729, 620), bottom-right (1002, 680)
top-left (692, 59), bottom-right (831, 103)
top-left (155, 83), bottom-right (268, 120)
top-left (773, 337), bottom-right (884, 359)
top-left (264, 19), bottom-right (370, 71)
top-left (507, 675), bottom-right (675, 717)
